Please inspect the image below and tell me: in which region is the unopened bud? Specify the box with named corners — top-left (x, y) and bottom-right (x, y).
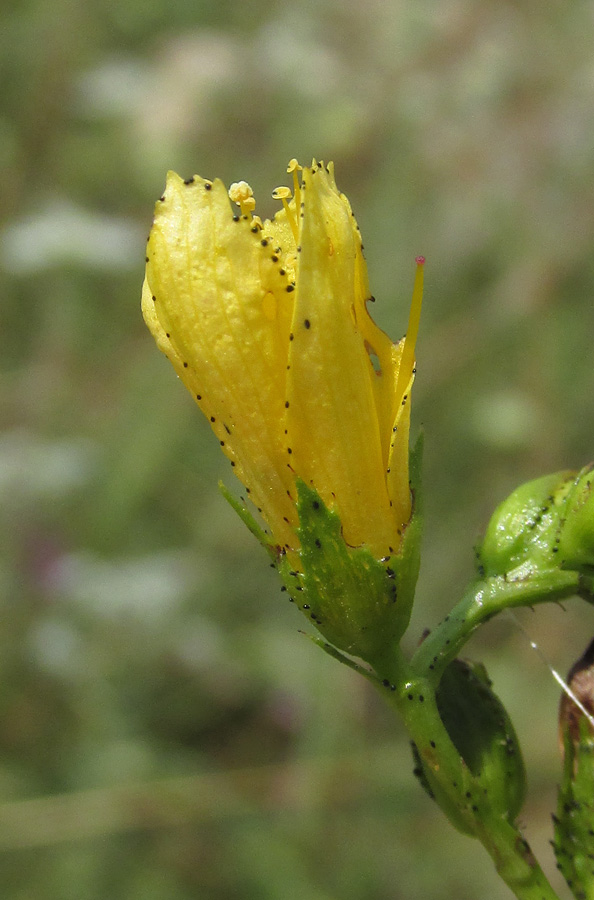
top-left (478, 471), bottom-right (575, 578)
top-left (413, 658), bottom-right (526, 835)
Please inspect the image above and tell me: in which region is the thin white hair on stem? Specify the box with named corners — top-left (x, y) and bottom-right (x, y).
top-left (507, 610), bottom-right (594, 730)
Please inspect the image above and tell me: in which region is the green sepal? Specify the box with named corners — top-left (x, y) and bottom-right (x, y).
top-left (218, 481), bottom-right (276, 558)
top-left (276, 438), bottom-right (423, 667)
top-left (276, 481), bottom-right (401, 664)
top-left (304, 634), bottom-right (383, 687)
top-left (412, 658), bottom-right (526, 836)
top-left (221, 435), bottom-right (422, 668)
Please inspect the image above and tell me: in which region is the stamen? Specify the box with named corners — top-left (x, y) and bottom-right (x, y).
top-left (395, 256), bottom-right (424, 403)
top-left (271, 186), bottom-right (291, 200)
top-left (229, 181), bottom-right (256, 217)
top-left (287, 158), bottom-right (302, 209)
top-left (272, 185), bottom-right (299, 243)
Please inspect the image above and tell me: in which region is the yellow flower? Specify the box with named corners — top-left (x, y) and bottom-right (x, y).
top-left (142, 160), bottom-right (423, 562)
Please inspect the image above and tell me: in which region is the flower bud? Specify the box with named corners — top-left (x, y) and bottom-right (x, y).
top-left (478, 470), bottom-right (575, 578)
top-left (142, 160), bottom-right (425, 665)
top-left (478, 465), bottom-right (594, 588)
top-left (413, 658), bottom-right (526, 835)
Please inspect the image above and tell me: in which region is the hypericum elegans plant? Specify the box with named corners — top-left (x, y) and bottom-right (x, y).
top-left (142, 159), bottom-right (423, 666)
top-left (142, 158), bottom-right (594, 900)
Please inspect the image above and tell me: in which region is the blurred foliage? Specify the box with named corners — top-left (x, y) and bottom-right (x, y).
top-left (2, 0), bottom-right (594, 897)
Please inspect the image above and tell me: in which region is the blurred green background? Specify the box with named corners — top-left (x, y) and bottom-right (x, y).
top-left (2, 0), bottom-right (594, 897)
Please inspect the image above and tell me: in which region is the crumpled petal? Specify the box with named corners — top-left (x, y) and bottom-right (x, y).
top-left (142, 172), bottom-right (297, 549)
top-left (141, 162), bottom-right (421, 562)
top-left (286, 162), bottom-right (407, 556)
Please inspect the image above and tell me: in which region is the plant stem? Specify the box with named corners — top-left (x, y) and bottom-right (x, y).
top-left (473, 816), bottom-right (563, 900)
top-left (372, 645), bottom-right (564, 900)
top-left (409, 569), bottom-right (580, 687)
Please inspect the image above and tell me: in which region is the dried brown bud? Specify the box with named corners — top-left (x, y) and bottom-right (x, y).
top-left (559, 637), bottom-right (594, 758)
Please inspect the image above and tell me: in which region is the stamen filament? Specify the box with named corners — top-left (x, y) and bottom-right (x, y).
top-left (272, 184), bottom-right (299, 243)
top-left (287, 158), bottom-right (302, 211)
top-left (282, 199), bottom-right (299, 243)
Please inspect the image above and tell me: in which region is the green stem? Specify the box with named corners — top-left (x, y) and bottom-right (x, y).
top-left (473, 818), bottom-right (563, 900)
top-left (373, 649), bottom-right (563, 900)
top-left (384, 571), bottom-right (583, 898)
top-left (410, 569), bottom-right (580, 687)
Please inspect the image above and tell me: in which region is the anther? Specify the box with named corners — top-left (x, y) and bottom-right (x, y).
top-left (229, 181), bottom-right (256, 217)
top-left (272, 185), bottom-right (298, 242)
top-left (272, 186), bottom-right (291, 201)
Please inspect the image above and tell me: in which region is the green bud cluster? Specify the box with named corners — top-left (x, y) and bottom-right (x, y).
top-left (478, 465), bottom-right (594, 582)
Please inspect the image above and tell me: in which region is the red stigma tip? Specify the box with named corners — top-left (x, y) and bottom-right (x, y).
top-left (415, 255), bottom-right (425, 265)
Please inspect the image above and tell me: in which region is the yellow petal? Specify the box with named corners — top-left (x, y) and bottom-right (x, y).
top-left (142, 172), bottom-right (297, 550)
top-left (339, 184), bottom-right (405, 468)
top-left (387, 258), bottom-right (424, 527)
top-left (142, 162), bottom-right (422, 564)
top-left (285, 163), bottom-right (400, 557)
top-left (386, 369), bottom-right (414, 529)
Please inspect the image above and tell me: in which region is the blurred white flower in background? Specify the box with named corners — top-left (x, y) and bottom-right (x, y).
top-left (0, 200), bottom-right (143, 274)
top-left (0, 430), bottom-right (96, 496)
top-left (47, 549), bottom-right (202, 619)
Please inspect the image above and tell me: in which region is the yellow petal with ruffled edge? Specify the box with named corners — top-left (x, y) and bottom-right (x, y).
top-left (142, 161), bottom-right (423, 566)
top-left (285, 162), bottom-right (404, 558)
top-left (142, 172), bottom-right (297, 551)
